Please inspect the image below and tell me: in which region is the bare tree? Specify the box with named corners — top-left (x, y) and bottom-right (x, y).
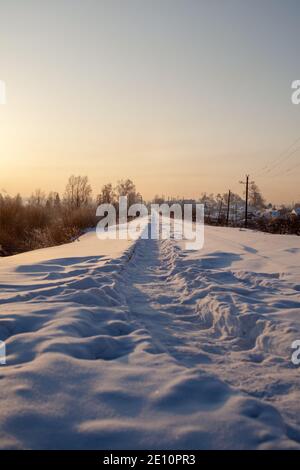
top-left (249, 182), bottom-right (265, 209)
top-left (97, 183), bottom-right (115, 205)
top-left (46, 191), bottom-right (61, 210)
top-left (29, 189), bottom-right (46, 206)
top-left (116, 179), bottom-right (140, 206)
top-left (54, 192), bottom-right (61, 209)
top-left (153, 194), bottom-right (165, 204)
top-left (64, 175), bottom-right (92, 208)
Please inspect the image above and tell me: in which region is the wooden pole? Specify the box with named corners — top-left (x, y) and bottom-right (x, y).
top-left (226, 190), bottom-right (231, 226)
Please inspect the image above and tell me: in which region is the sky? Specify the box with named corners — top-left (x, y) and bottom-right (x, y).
top-left (0, 0), bottom-right (300, 204)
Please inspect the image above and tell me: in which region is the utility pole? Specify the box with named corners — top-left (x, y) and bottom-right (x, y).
top-left (218, 198), bottom-right (223, 224)
top-left (226, 190), bottom-right (231, 226)
top-left (245, 175), bottom-right (249, 228)
top-left (239, 175), bottom-right (250, 228)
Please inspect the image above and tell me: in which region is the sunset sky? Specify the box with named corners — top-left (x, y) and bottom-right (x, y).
top-left (1, 0), bottom-right (300, 203)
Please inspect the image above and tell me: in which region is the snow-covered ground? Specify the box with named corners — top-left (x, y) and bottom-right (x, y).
top-left (0, 222), bottom-right (300, 449)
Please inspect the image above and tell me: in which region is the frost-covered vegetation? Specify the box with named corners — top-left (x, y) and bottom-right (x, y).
top-left (0, 176), bottom-right (141, 256)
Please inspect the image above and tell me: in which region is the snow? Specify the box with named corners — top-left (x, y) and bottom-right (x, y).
top-left (0, 221), bottom-right (300, 449)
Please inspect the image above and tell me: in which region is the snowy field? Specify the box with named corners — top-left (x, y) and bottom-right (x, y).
top-left (0, 221), bottom-right (300, 449)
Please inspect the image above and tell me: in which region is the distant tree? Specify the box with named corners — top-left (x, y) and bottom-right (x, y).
top-left (224, 192), bottom-right (243, 213)
top-left (216, 193), bottom-right (224, 223)
top-left (15, 193), bottom-right (23, 207)
top-left (153, 194), bottom-right (165, 204)
top-left (97, 183), bottom-right (115, 205)
top-left (29, 189), bottom-right (46, 206)
top-left (64, 175), bottom-right (92, 208)
top-left (249, 182), bottom-right (265, 209)
top-left (116, 179), bottom-right (140, 206)
top-left (199, 192), bottom-right (216, 214)
top-left (54, 193), bottom-right (61, 209)
top-left (46, 192), bottom-right (61, 210)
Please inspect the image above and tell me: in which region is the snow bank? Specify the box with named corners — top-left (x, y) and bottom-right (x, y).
top-left (0, 223), bottom-right (299, 449)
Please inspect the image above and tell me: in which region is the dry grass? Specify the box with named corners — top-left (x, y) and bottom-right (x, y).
top-left (0, 195), bottom-right (98, 256)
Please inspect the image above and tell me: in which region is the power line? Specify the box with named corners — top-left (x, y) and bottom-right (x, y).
top-left (255, 135), bottom-right (300, 177)
top-left (268, 147), bottom-right (300, 177)
top-left (281, 159), bottom-right (300, 176)
top-left (264, 146), bottom-right (300, 175)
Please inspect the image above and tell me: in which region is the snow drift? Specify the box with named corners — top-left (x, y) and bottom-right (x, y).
top-left (0, 223), bottom-right (299, 449)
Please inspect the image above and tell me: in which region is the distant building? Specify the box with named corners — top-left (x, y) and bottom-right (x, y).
top-left (291, 207), bottom-right (300, 217)
top-left (261, 208), bottom-right (281, 219)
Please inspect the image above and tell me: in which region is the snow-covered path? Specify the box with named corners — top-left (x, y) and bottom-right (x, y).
top-left (0, 223), bottom-right (300, 449)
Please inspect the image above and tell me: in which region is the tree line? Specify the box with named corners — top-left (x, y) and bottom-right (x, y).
top-left (0, 176), bottom-right (141, 256)
top-left (1, 176), bottom-right (299, 256)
